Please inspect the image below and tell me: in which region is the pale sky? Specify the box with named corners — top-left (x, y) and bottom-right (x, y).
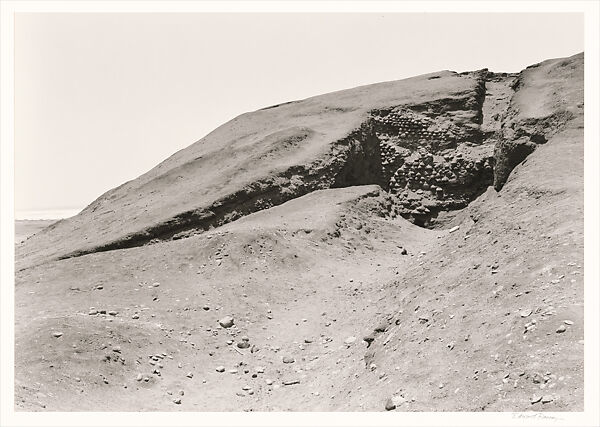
top-left (14, 13), bottom-right (583, 214)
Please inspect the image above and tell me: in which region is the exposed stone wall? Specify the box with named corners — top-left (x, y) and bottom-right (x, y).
top-left (369, 104), bottom-right (495, 228)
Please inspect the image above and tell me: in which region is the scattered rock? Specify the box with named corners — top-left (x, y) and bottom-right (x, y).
top-left (541, 395), bottom-right (554, 404)
top-left (173, 398), bottom-right (182, 404)
top-left (448, 226), bottom-right (460, 233)
top-left (556, 325), bottom-right (567, 333)
top-left (530, 395), bottom-right (542, 404)
top-left (186, 372), bottom-right (193, 378)
top-left (218, 316), bottom-right (234, 328)
top-left (108, 311), bottom-right (118, 316)
top-left (282, 356), bottom-right (295, 364)
top-left (282, 379), bottom-right (300, 386)
top-left (520, 309), bottom-right (533, 318)
top-left (237, 341), bottom-right (251, 349)
top-left (216, 366), bottom-right (225, 373)
top-left (385, 398), bottom-right (396, 411)
top-left (344, 336), bottom-right (356, 345)
top-left (52, 332), bottom-right (63, 338)
top-left (374, 322), bottom-right (388, 333)
top-left (564, 320), bottom-right (574, 325)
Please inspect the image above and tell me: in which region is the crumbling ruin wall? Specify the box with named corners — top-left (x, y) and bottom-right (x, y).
top-left (364, 73), bottom-right (496, 227)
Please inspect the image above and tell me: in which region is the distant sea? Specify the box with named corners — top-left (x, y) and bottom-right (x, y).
top-left (15, 208), bottom-right (83, 221)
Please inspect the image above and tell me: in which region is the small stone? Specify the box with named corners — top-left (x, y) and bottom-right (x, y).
top-left (218, 316), bottom-right (234, 328)
top-left (520, 309), bottom-right (533, 318)
top-left (131, 313), bottom-right (139, 319)
top-left (108, 311), bottom-right (118, 316)
top-left (374, 322), bottom-right (388, 333)
top-left (237, 341), bottom-right (250, 349)
top-left (564, 320), bottom-right (574, 325)
top-left (282, 356), bottom-right (295, 364)
top-left (282, 379), bottom-right (300, 386)
top-left (52, 332), bottom-right (63, 338)
top-left (179, 390), bottom-right (184, 396)
top-left (173, 398), bottom-right (182, 404)
top-left (344, 336), bottom-right (357, 345)
top-left (88, 309), bottom-right (98, 315)
top-left (203, 305), bottom-right (210, 311)
top-left (448, 226), bottom-right (460, 233)
top-left (385, 398), bottom-right (396, 411)
top-left (216, 366), bottom-right (225, 373)
top-left (556, 325), bottom-right (567, 333)
top-left (266, 379), bottom-right (274, 385)
top-left (112, 346), bottom-right (121, 353)
top-left (541, 395), bottom-right (554, 404)
top-left (136, 374), bottom-right (143, 381)
top-left (186, 372), bottom-right (193, 378)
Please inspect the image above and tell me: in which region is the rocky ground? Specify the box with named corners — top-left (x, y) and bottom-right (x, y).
top-left (14, 53), bottom-right (583, 411)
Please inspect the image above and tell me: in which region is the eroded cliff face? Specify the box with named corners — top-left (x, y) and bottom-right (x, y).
top-left (16, 54), bottom-right (583, 267)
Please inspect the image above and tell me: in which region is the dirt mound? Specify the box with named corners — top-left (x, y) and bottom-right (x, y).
top-left (14, 53), bottom-right (583, 412)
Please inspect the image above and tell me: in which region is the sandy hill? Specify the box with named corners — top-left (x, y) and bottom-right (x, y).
top-left (14, 52), bottom-right (583, 411)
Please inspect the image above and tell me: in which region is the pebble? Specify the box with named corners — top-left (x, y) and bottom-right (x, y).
top-left (218, 316), bottom-right (234, 328)
top-left (556, 325), bottom-right (567, 333)
top-left (88, 309), bottom-right (98, 315)
top-left (136, 374), bottom-right (143, 381)
top-left (564, 320), bottom-right (574, 325)
top-left (531, 394), bottom-right (543, 404)
top-left (186, 372), bottom-right (193, 378)
top-left (520, 309), bottom-right (533, 318)
top-left (237, 341), bottom-right (250, 349)
top-left (344, 336), bottom-right (357, 345)
top-left (282, 379), bottom-right (300, 386)
top-left (541, 395), bottom-right (554, 404)
top-left (203, 305), bottom-right (210, 311)
top-left (385, 398), bottom-right (396, 411)
top-left (173, 398), bottom-right (181, 404)
top-left (282, 356), bottom-right (295, 364)
top-left (216, 366), bottom-right (225, 373)
top-left (131, 314), bottom-right (139, 319)
top-left (108, 311), bottom-right (118, 316)
top-left (52, 332), bottom-right (63, 338)
top-left (266, 379), bottom-right (274, 385)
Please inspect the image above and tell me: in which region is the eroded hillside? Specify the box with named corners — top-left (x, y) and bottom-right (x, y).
top-left (14, 53), bottom-right (583, 412)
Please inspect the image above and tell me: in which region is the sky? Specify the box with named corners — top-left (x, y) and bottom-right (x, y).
top-left (14, 12), bottom-right (584, 216)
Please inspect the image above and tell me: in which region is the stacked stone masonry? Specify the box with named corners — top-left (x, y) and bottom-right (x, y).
top-left (370, 107), bottom-right (495, 227)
